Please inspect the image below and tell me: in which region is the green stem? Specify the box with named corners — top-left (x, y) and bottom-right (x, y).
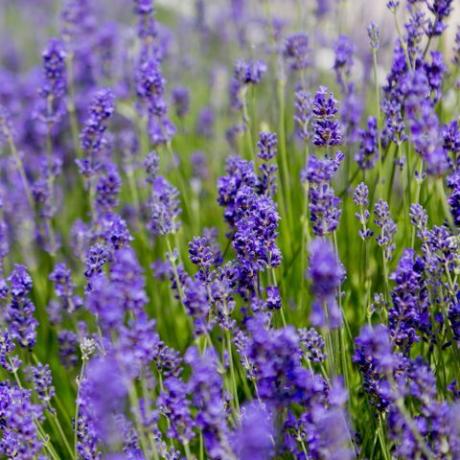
top-left (74, 359), bottom-right (86, 458)
top-left (50, 410), bottom-right (75, 459)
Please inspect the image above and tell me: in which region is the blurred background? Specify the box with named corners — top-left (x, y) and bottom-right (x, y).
top-left (1, 0), bottom-right (458, 84)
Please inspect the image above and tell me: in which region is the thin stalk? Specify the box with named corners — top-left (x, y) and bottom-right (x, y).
top-left (184, 441), bottom-right (193, 460)
top-left (73, 358), bottom-right (86, 458)
top-left (436, 178), bottom-right (453, 227)
top-left (276, 79), bottom-right (293, 236)
top-left (5, 130), bottom-right (34, 209)
top-left (372, 49), bottom-right (384, 199)
top-left (50, 410), bottom-right (75, 459)
top-left (387, 372), bottom-right (436, 460)
top-left (128, 383), bottom-right (158, 460)
top-left (411, 159), bottom-right (423, 248)
top-left (377, 414), bottom-right (392, 460)
top-left (8, 359), bottom-right (61, 460)
top-left (65, 52), bottom-right (82, 158)
top-left (241, 88), bottom-right (256, 164)
top-left (226, 329), bottom-right (240, 414)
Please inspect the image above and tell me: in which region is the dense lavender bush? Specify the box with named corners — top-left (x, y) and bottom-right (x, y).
top-left (0, 0), bottom-right (460, 459)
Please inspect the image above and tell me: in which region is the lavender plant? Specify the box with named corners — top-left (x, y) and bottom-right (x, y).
top-left (0, 0), bottom-right (460, 459)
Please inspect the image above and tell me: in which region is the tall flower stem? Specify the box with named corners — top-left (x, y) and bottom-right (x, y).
top-left (73, 358), bottom-right (87, 458)
top-left (8, 359), bottom-right (61, 460)
top-left (5, 128), bottom-right (33, 210)
top-left (65, 52), bottom-right (82, 158)
top-left (372, 49), bottom-right (383, 199)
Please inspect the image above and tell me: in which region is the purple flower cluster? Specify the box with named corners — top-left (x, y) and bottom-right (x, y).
top-left (217, 155), bottom-right (281, 298)
top-left (307, 238), bottom-right (345, 329)
top-left (355, 116), bottom-right (378, 170)
top-left (0, 383), bottom-right (43, 458)
top-left (312, 86), bottom-right (343, 147)
top-left (283, 33), bottom-right (310, 71)
top-left (6, 265), bottom-right (38, 349)
top-left (302, 152), bottom-right (343, 236)
top-left (77, 88), bottom-right (115, 178)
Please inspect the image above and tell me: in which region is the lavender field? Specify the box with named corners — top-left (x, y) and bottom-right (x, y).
top-left (0, 0), bottom-right (460, 459)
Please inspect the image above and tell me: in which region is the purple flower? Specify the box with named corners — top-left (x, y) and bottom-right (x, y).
top-left (353, 182), bottom-right (369, 208)
top-left (100, 214), bottom-right (133, 250)
top-left (110, 247), bottom-right (148, 316)
top-left (424, 51), bottom-right (445, 99)
top-left (217, 156), bottom-right (258, 227)
top-left (447, 171), bottom-right (460, 226)
top-left (0, 330), bottom-right (21, 373)
top-left (58, 330), bottom-right (79, 367)
top-left (6, 265), bottom-right (38, 348)
top-left (136, 58), bottom-right (165, 107)
top-left (61, 0), bottom-right (95, 42)
top-left (334, 35), bottom-right (354, 89)
top-left (283, 33), bottom-right (310, 70)
top-left (453, 26), bottom-right (460, 66)
top-left (185, 346), bottom-right (233, 459)
top-left (266, 285), bottom-right (281, 310)
top-left (183, 277), bottom-right (210, 336)
top-left (449, 295), bottom-right (460, 346)
top-left (427, 0), bottom-right (454, 36)
top-left (403, 74), bottom-right (448, 176)
top-left (341, 83), bottom-right (363, 143)
top-left (374, 200), bottom-right (397, 260)
top-left (257, 163), bottom-right (278, 197)
top-left (353, 183), bottom-right (373, 240)
top-left (355, 116), bottom-right (378, 170)
top-left (257, 131), bottom-right (278, 161)
top-left (233, 194), bottom-right (282, 271)
top-left (191, 151), bottom-right (209, 182)
top-left (80, 355), bottom-right (127, 446)
top-left (87, 274), bottom-right (124, 332)
top-left (312, 86), bottom-right (339, 119)
top-left (117, 318), bottom-right (162, 378)
top-left (307, 404), bottom-right (354, 460)
top-left (148, 176), bottom-right (181, 236)
top-left (158, 376), bottom-right (195, 443)
top-left (95, 164), bottom-right (121, 215)
top-left (171, 86), bottom-right (190, 119)
top-left (196, 106), bottom-right (214, 138)
top-left (232, 401), bottom-right (274, 460)
top-left (443, 120), bottom-right (460, 156)
top-left (368, 22), bottom-right (380, 49)
top-left (299, 327), bottom-right (326, 363)
top-left (144, 151), bottom-right (160, 183)
top-left (135, 54), bottom-right (175, 145)
top-left (133, 0), bottom-right (154, 15)
top-left (38, 38), bottom-right (67, 124)
top-left (389, 249), bottom-right (430, 351)
top-left (234, 60), bottom-right (267, 85)
top-left (78, 88), bottom-right (116, 176)
top-left (26, 363), bottom-right (55, 408)
top-left (312, 87), bottom-right (343, 147)
top-left (353, 324), bottom-right (396, 409)
top-left (382, 98), bottom-right (406, 147)
top-left (84, 243), bottom-right (110, 281)
top-left (245, 314), bottom-right (325, 407)
top-left (0, 383), bottom-right (43, 459)
top-left (188, 229), bottom-right (222, 281)
top-left (41, 38), bottom-right (66, 98)
top-left (316, 0), bottom-right (331, 17)
top-left (303, 152), bottom-right (343, 236)
top-left (307, 238), bottom-right (345, 329)
top-left (49, 262), bottom-right (77, 313)
top-left (294, 89), bottom-right (313, 140)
